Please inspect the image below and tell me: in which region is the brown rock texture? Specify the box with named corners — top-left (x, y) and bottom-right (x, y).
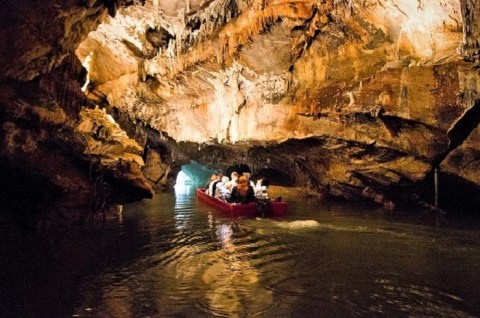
top-left (0, 1), bottom-right (154, 227)
top-left (1, 0), bottom-right (480, 224)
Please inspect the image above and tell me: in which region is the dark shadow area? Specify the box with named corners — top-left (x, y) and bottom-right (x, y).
top-left (0, 164), bottom-right (60, 229)
top-left (0, 208), bottom-right (153, 317)
top-left (255, 167), bottom-right (295, 187)
top-left (437, 172), bottom-right (480, 216)
top-left (447, 101), bottom-right (480, 150)
top-left (225, 164), bottom-right (251, 177)
top-left (417, 168), bottom-right (480, 216)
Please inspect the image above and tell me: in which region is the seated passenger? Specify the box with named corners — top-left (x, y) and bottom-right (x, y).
top-left (206, 173), bottom-right (220, 196)
top-left (254, 178), bottom-right (270, 200)
top-left (229, 176), bottom-right (255, 204)
top-left (214, 176), bottom-right (230, 199)
top-left (217, 181), bottom-right (233, 202)
top-left (230, 171), bottom-right (239, 187)
top-left (242, 172), bottom-right (256, 188)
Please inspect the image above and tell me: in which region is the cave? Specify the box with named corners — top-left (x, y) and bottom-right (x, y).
top-left (1, 0), bottom-right (480, 225)
top-left (2, 0), bottom-right (480, 315)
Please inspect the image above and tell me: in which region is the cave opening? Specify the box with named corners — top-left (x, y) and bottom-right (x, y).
top-left (177, 161), bottom-right (215, 187)
top-left (175, 171), bottom-right (194, 186)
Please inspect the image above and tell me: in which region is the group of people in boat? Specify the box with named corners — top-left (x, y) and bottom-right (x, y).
top-left (205, 171), bottom-right (270, 204)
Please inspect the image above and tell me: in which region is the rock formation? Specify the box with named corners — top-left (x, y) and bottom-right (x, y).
top-left (0, 1), bottom-right (154, 227)
top-left (1, 0), bottom-right (480, 226)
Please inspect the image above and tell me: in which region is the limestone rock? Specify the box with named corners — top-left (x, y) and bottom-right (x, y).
top-left (442, 125), bottom-right (480, 186)
top-left (1, 0), bottom-right (480, 218)
top-left (69, 0), bottom-right (479, 210)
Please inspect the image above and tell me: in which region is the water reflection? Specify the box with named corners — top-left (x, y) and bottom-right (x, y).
top-left (71, 192), bottom-right (480, 317)
top-left (196, 220), bottom-right (273, 316)
top-left (174, 185), bottom-right (192, 231)
top-left (1, 189), bottom-right (479, 317)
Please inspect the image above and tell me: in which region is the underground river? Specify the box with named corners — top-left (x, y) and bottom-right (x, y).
top-left (1, 186), bottom-right (479, 317)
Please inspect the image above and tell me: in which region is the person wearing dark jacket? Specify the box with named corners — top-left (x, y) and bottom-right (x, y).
top-left (229, 176), bottom-right (255, 204)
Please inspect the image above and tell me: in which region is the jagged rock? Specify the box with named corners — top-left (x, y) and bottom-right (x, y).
top-left (76, 106), bottom-right (144, 154)
top-left (75, 106), bottom-right (153, 193)
top-left (1, 0), bottom-right (480, 220)
top-left (0, 68), bottom-right (152, 226)
top-left (143, 147), bottom-right (171, 190)
top-left (442, 125), bottom-right (480, 186)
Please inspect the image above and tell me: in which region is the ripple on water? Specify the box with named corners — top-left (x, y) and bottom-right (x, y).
top-left (368, 279), bottom-right (476, 318)
top-left (12, 189), bottom-right (475, 317)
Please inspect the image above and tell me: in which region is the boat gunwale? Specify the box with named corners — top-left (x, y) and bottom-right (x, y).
top-left (196, 188), bottom-right (287, 217)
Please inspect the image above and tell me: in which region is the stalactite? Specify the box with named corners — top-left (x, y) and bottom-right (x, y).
top-left (158, 1), bottom-right (317, 79)
top-left (460, 0), bottom-right (480, 60)
top-left (38, 54), bottom-right (88, 118)
top-left (153, 0), bottom-right (159, 24)
top-left (333, 0), bottom-right (354, 12)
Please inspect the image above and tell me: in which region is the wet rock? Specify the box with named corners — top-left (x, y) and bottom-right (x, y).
top-left (1, 0), bottom-right (480, 218)
top-left (442, 125), bottom-right (480, 187)
top-left (143, 147), bottom-right (171, 191)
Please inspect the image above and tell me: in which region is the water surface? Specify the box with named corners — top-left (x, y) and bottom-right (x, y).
top-left (1, 186), bottom-right (479, 317)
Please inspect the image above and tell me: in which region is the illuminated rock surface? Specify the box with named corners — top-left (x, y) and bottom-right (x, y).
top-left (1, 0), bottom-right (480, 225)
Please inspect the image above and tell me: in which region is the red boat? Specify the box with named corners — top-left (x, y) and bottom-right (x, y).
top-left (196, 188), bottom-right (287, 217)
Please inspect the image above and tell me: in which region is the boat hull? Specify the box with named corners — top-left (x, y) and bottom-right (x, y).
top-left (196, 188), bottom-right (287, 217)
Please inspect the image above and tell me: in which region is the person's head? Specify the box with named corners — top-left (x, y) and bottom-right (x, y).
top-left (231, 171), bottom-right (239, 180)
top-left (237, 176), bottom-right (249, 195)
top-left (237, 176), bottom-right (248, 185)
top-left (242, 172), bottom-right (251, 180)
top-left (210, 173), bottom-right (218, 181)
top-left (221, 176), bottom-right (229, 183)
top-left (225, 181), bottom-right (232, 189)
top-left (261, 178), bottom-right (270, 187)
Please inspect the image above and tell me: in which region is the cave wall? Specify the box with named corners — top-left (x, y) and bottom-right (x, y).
top-left (1, 0), bottom-right (480, 221)
top-left (0, 0), bottom-right (154, 227)
top-left (74, 0), bottom-right (480, 211)
top-left (0, 0), bottom-right (108, 81)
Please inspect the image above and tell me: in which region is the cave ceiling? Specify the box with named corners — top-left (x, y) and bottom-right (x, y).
top-left (76, 0), bottom-right (464, 144)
